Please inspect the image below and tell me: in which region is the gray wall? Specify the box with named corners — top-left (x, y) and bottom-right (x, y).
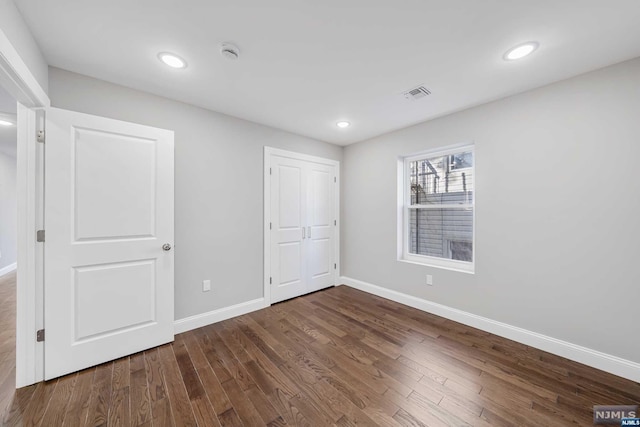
top-left (0, 0), bottom-right (48, 93)
top-left (0, 151), bottom-right (17, 270)
top-left (342, 57), bottom-right (640, 364)
top-left (48, 67), bottom-right (342, 320)
top-left (47, 58), bottom-right (640, 363)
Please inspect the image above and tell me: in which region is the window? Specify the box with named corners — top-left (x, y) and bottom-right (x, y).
top-left (401, 144), bottom-right (474, 272)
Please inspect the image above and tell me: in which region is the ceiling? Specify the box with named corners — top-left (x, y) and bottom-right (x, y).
top-left (0, 84), bottom-right (17, 158)
top-left (14, 0), bottom-right (640, 145)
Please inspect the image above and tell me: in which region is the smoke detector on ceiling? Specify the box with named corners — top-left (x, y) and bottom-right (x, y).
top-left (403, 86), bottom-right (431, 101)
top-left (220, 43), bottom-right (240, 60)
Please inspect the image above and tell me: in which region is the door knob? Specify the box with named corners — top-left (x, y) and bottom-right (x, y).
top-left (162, 243), bottom-right (172, 251)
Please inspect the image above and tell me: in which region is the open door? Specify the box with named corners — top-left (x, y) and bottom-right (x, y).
top-left (44, 107), bottom-right (174, 380)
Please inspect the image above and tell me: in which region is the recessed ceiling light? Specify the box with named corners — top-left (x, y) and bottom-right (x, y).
top-left (158, 52), bottom-right (187, 69)
top-left (504, 42), bottom-right (539, 61)
top-left (0, 120), bottom-right (14, 127)
top-left (336, 121), bottom-right (350, 128)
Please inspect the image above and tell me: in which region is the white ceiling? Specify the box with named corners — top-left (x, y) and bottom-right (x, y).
top-left (15, 0), bottom-right (640, 145)
top-left (0, 84), bottom-right (17, 158)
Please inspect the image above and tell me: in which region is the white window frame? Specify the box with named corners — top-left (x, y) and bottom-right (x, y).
top-left (398, 143), bottom-right (475, 273)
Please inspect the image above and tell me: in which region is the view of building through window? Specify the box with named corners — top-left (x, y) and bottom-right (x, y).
top-left (406, 147), bottom-right (474, 265)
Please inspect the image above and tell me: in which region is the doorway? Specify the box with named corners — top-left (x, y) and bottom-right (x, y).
top-left (0, 80), bottom-right (19, 403)
top-left (0, 33), bottom-right (176, 387)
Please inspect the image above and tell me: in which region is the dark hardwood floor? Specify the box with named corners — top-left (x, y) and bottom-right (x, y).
top-left (1, 275), bottom-right (639, 426)
top-left (0, 272), bottom-right (17, 423)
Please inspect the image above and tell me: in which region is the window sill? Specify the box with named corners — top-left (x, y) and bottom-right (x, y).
top-left (397, 257), bottom-right (475, 274)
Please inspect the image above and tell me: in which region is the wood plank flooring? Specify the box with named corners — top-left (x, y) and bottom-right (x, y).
top-left (1, 274), bottom-right (639, 426)
top-left (0, 271), bottom-right (17, 425)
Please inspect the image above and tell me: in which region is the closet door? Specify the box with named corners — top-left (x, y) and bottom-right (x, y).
top-left (306, 162), bottom-right (336, 293)
top-left (270, 155), bottom-right (307, 303)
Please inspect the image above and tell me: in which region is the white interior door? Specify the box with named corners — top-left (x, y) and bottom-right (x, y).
top-left (268, 149), bottom-right (337, 304)
top-left (307, 162), bottom-right (335, 293)
top-left (270, 155), bottom-right (307, 303)
top-left (44, 107), bottom-right (174, 380)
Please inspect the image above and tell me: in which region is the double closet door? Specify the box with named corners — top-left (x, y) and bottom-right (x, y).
top-left (268, 149), bottom-right (338, 304)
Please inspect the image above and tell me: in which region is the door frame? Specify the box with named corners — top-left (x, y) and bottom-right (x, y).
top-left (263, 147), bottom-right (340, 305)
top-left (0, 29), bottom-right (50, 387)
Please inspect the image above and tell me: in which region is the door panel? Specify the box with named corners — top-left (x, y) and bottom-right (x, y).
top-left (309, 238), bottom-right (331, 278)
top-left (270, 157), bottom-right (306, 303)
top-left (278, 243), bottom-right (302, 285)
top-left (45, 107), bottom-right (174, 380)
top-left (74, 259), bottom-right (156, 341)
top-left (74, 128), bottom-right (156, 240)
top-left (309, 167), bottom-right (333, 227)
top-left (278, 165), bottom-right (302, 228)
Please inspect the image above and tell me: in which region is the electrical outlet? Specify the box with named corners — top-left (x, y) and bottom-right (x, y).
top-left (426, 275), bottom-right (433, 286)
top-left (202, 279), bottom-right (211, 292)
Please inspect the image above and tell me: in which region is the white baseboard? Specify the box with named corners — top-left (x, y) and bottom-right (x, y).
top-left (0, 262), bottom-right (17, 277)
top-left (174, 298), bottom-right (266, 335)
top-left (340, 276), bottom-right (640, 383)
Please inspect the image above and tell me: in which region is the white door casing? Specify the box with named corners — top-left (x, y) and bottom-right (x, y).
top-left (44, 107), bottom-right (174, 380)
top-left (265, 148), bottom-right (339, 304)
top-left (1, 26), bottom-right (51, 387)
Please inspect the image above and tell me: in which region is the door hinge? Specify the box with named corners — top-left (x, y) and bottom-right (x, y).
top-left (269, 277), bottom-right (272, 284)
top-left (334, 220), bottom-right (337, 226)
top-left (36, 230), bottom-right (45, 242)
top-left (37, 130), bottom-right (45, 143)
top-left (334, 263), bottom-right (337, 270)
top-left (334, 177), bottom-right (337, 183)
top-left (36, 329), bottom-right (45, 342)
top-left (270, 222), bottom-right (272, 230)
top-left (270, 168), bottom-right (272, 175)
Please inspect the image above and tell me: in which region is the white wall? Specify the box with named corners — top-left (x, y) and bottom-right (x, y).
top-left (0, 0), bottom-right (48, 93)
top-left (0, 151), bottom-right (17, 270)
top-left (48, 67), bottom-right (342, 320)
top-left (342, 57), bottom-right (640, 364)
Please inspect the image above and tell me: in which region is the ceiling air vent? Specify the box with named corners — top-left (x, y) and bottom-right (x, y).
top-left (404, 86), bottom-right (431, 101)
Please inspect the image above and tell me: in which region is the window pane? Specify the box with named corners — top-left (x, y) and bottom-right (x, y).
top-left (409, 208), bottom-right (473, 261)
top-left (410, 150), bottom-right (473, 205)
